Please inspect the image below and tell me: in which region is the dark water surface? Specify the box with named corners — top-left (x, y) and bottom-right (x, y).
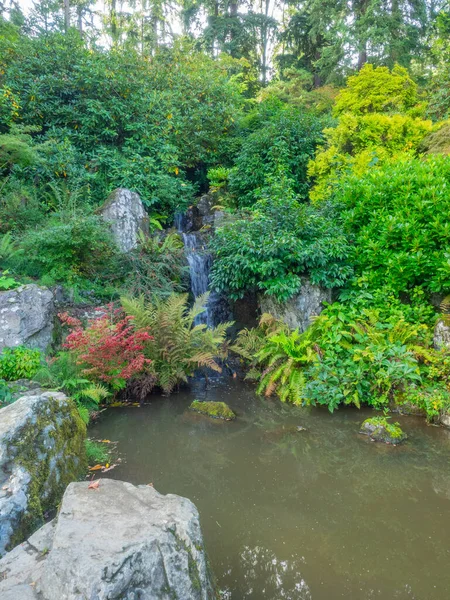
top-left (90, 379), bottom-right (450, 600)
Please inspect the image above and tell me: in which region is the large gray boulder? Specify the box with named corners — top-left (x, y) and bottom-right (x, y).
top-left (0, 479), bottom-right (216, 600)
top-left (101, 188), bottom-right (149, 252)
top-left (0, 284), bottom-right (54, 352)
top-left (0, 392), bottom-right (86, 556)
top-left (434, 319), bottom-right (450, 350)
top-left (258, 278), bottom-right (332, 332)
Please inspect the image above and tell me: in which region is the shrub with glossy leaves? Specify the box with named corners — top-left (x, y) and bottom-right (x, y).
top-left (210, 175), bottom-right (353, 301)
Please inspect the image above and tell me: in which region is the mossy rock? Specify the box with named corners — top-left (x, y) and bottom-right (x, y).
top-left (360, 417), bottom-right (407, 445)
top-left (189, 400), bottom-right (236, 421)
top-left (0, 391), bottom-right (87, 555)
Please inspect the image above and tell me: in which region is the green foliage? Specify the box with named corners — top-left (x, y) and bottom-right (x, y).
top-left (239, 302), bottom-right (444, 416)
top-left (121, 293), bottom-right (232, 393)
top-left (0, 379), bottom-right (13, 406)
top-left (360, 416), bottom-right (406, 443)
top-left (335, 155), bottom-right (450, 296)
top-left (229, 104), bottom-right (326, 207)
top-left (333, 64), bottom-right (419, 115)
top-left (85, 439), bottom-right (110, 465)
top-left (34, 351), bottom-right (110, 424)
top-left (10, 214), bottom-right (119, 286)
top-left (0, 346), bottom-right (41, 380)
top-left (1, 33), bottom-right (244, 215)
top-left (309, 64), bottom-right (432, 202)
top-left (0, 271), bottom-right (20, 290)
top-left (210, 178), bottom-right (352, 301)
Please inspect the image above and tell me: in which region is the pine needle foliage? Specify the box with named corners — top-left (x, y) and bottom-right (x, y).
top-left (121, 293), bottom-right (233, 394)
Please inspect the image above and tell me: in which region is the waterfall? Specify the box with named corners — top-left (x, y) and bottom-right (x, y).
top-left (182, 232), bottom-right (211, 325)
top-left (175, 213), bottom-right (230, 328)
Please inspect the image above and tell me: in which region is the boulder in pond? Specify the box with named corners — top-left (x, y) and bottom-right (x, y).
top-left (360, 417), bottom-right (407, 445)
top-left (0, 284), bottom-right (54, 352)
top-left (258, 277), bottom-right (332, 332)
top-left (100, 187), bottom-right (149, 253)
top-left (0, 479), bottom-right (217, 600)
top-left (189, 400), bottom-right (236, 421)
top-left (0, 392), bottom-right (86, 556)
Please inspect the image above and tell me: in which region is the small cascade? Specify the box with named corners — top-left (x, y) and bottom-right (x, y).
top-left (175, 212), bottom-right (230, 327)
top-left (182, 232), bottom-right (211, 325)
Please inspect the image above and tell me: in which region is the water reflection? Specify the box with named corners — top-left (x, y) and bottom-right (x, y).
top-left (90, 379), bottom-right (450, 600)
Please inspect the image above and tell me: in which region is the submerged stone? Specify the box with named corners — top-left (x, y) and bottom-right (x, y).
top-left (360, 417), bottom-right (407, 445)
top-left (189, 400), bottom-right (236, 421)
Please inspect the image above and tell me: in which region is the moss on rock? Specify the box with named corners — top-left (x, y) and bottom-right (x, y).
top-left (189, 400), bottom-right (236, 421)
top-left (0, 392), bottom-right (86, 553)
top-left (360, 416), bottom-right (407, 445)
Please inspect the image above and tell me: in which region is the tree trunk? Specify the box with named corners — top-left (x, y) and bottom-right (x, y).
top-left (64, 0), bottom-right (70, 32)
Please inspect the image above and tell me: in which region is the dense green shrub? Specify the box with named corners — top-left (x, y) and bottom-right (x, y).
top-left (229, 104), bottom-right (325, 207)
top-left (335, 155), bottom-right (450, 297)
top-left (9, 214), bottom-right (119, 286)
top-left (0, 346), bottom-right (41, 380)
top-left (210, 176), bottom-right (352, 301)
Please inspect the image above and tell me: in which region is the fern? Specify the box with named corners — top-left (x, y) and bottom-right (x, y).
top-left (122, 293), bottom-right (233, 394)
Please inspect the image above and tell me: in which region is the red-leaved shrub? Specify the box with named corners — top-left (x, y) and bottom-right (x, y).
top-left (59, 307), bottom-right (153, 390)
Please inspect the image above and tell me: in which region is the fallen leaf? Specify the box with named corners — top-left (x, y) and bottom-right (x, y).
top-left (88, 464), bottom-right (103, 471)
top-left (147, 482), bottom-right (154, 487)
top-left (88, 480), bottom-right (100, 490)
top-left (101, 439), bottom-right (111, 443)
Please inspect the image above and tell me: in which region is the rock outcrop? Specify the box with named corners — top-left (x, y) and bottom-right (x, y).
top-left (434, 319), bottom-right (450, 350)
top-left (101, 187), bottom-right (149, 253)
top-left (258, 278), bottom-right (332, 332)
top-left (0, 284), bottom-right (54, 352)
top-left (0, 479), bottom-right (216, 600)
top-left (0, 392), bottom-right (86, 556)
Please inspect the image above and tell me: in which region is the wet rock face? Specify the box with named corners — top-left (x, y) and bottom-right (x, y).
top-left (434, 319), bottom-right (450, 350)
top-left (0, 284), bottom-right (54, 352)
top-left (101, 187), bottom-right (149, 252)
top-left (0, 392), bottom-right (86, 556)
top-left (258, 278), bottom-right (332, 332)
top-left (0, 480), bottom-right (217, 600)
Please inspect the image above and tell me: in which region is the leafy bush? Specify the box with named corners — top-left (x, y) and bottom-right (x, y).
top-left (335, 155), bottom-right (450, 296)
top-left (308, 64), bottom-right (432, 202)
top-left (122, 293), bottom-right (232, 393)
top-left (210, 177), bottom-right (352, 301)
top-left (10, 214), bottom-right (119, 286)
top-left (59, 309), bottom-right (153, 392)
top-left (0, 346), bottom-right (41, 380)
top-left (229, 105), bottom-right (325, 207)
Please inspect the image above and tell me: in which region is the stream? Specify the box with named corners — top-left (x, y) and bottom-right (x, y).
top-left (90, 379), bottom-right (450, 600)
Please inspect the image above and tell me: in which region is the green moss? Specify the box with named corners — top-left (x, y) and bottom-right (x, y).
top-left (360, 416), bottom-right (407, 445)
top-left (6, 395), bottom-right (87, 550)
top-left (189, 400), bottom-right (236, 421)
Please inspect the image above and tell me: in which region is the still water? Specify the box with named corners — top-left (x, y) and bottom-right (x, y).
top-left (90, 379), bottom-right (450, 600)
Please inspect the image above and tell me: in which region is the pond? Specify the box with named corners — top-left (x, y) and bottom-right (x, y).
top-left (90, 378), bottom-right (450, 600)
